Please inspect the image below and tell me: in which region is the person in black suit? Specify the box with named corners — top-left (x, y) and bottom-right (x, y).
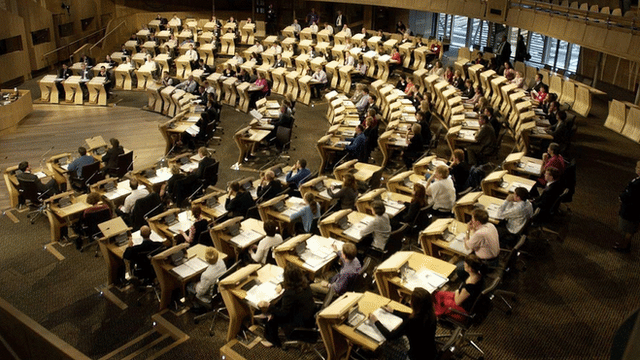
top-left (102, 138), bottom-right (124, 174)
top-left (335, 10), bottom-right (347, 28)
top-left (450, 149), bottom-right (471, 193)
top-left (615, 160), bottom-right (640, 252)
top-left (80, 54), bottom-right (94, 66)
top-left (483, 106), bottom-right (502, 138)
top-left (467, 115), bottom-right (497, 166)
top-left (496, 35), bottom-right (511, 66)
top-left (269, 105), bottom-right (294, 140)
top-left (257, 170), bottom-right (283, 202)
top-left (258, 264), bottom-right (315, 348)
top-left (196, 59), bottom-right (213, 74)
top-left (272, 54), bottom-right (285, 69)
top-left (225, 181), bottom-right (255, 218)
top-left (156, 14), bottom-right (168, 30)
top-left (79, 63), bottom-right (93, 98)
top-left (123, 226), bottom-right (162, 283)
top-left (193, 147), bottom-right (215, 179)
top-left (533, 167), bottom-right (564, 221)
top-left (97, 66), bottom-right (111, 96)
top-left (57, 63), bottom-right (73, 98)
top-left (402, 123), bottom-right (425, 169)
top-left (16, 161), bottom-right (59, 199)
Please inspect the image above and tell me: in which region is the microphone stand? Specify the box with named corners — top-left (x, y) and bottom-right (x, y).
top-left (144, 201), bottom-right (164, 220)
top-left (39, 146), bottom-right (55, 172)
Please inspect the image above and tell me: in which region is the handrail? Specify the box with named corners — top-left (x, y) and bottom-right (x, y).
top-left (91, 21), bottom-right (126, 51)
top-left (41, 27), bottom-right (107, 58)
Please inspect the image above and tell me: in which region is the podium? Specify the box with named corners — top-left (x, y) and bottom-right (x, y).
top-left (87, 77), bottom-right (108, 106)
top-left (63, 76), bottom-right (83, 105)
top-left (39, 75), bottom-right (59, 103)
top-left (175, 55), bottom-right (191, 79)
top-left (146, 82), bottom-right (163, 113)
top-left (136, 63), bottom-right (156, 90)
top-left (220, 33), bottom-right (236, 55)
top-left (241, 23), bottom-right (255, 45)
top-left (115, 64), bottom-right (134, 90)
top-left (271, 68), bottom-right (287, 95)
top-left (298, 75), bottom-right (312, 105)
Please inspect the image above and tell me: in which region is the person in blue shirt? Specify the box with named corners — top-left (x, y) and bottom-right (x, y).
top-left (290, 192), bottom-right (321, 234)
top-left (345, 125), bottom-right (366, 161)
top-left (67, 147), bottom-right (95, 179)
top-left (285, 159), bottom-right (311, 189)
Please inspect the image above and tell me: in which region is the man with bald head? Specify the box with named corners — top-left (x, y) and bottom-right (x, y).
top-left (123, 225), bottom-right (162, 282)
top-left (257, 170), bottom-right (283, 202)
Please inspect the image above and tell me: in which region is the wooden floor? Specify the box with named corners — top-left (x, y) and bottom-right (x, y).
top-left (0, 104), bottom-right (166, 210)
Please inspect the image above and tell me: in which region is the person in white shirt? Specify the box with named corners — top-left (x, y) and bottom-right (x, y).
top-left (190, 247), bottom-right (227, 306)
top-left (361, 201), bottom-right (391, 250)
top-left (324, 23), bottom-right (334, 35)
top-left (255, 42), bottom-right (264, 53)
top-left (119, 179), bottom-right (149, 215)
top-left (185, 43), bottom-right (198, 68)
top-left (144, 54), bottom-right (157, 71)
top-left (249, 221), bottom-right (283, 264)
top-left (310, 21), bottom-right (319, 34)
top-left (310, 67), bottom-right (327, 98)
top-left (176, 75), bottom-right (198, 93)
top-left (341, 24), bottom-right (352, 37)
top-left (292, 19), bottom-right (302, 34)
top-left (232, 52), bottom-right (245, 65)
top-left (344, 52), bottom-right (355, 67)
top-left (496, 187), bottom-right (533, 246)
top-left (425, 165), bottom-right (456, 216)
top-left (170, 14), bottom-right (181, 27)
top-left (270, 43), bottom-right (282, 54)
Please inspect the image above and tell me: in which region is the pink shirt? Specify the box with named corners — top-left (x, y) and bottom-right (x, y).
top-left (467, 223), bottom-right (500, 259)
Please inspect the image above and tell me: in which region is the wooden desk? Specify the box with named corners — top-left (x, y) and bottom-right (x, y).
top-left (318, 209), bottom-right (374, 244)
top-left (63, 76), bottom-right (83, 105)
top-left (222, 77), bottom-right (239, 106)
top-left (377, 130), bottom-right (409, 168)
top-left (211, 217), bottom-right (265, 261)
top-left (480, 170), bottom-right (537, 199)
top-left (45, 153), bottom-right (72, 187)
top-left (285, 71), bottom-right (300, 102)
top-left (299, 176), bottom-right (343, 210)
top-left (151, 243), bottom-right (229, 310)
top-left (374, 251), bottom-right (456, 301)
top-left (337, 65), bottom-right (354, 93)
top-left (298, 75), bottom-right (312, 106)
top-left (503, 152), bottom-right (543, 178)
top-left (333, 160), bottom-right (382, 183)
top-left (192, 190), bottom-right (229, 221)
top-left (97, 217), bottom-right (133, 285)
top-left (46, 192), bottom-right (90, 242)
top-left (386, 170), bottom-right (428, 196)
top-left (419, 218), bottom-right (470, 259)
top-left (87, 78), bottom-right (108, 106)
top-left (236, 82), bottom-right (251, 113)
top-left (273, 234), bottom-right (343, 278)
top-left (39, 75), bottom-right (59, 103)
top-left (219, 264), bottom-right (284, 341)
top-left (355, 188), bottom-right (410, 219)
top-left (317, 291), bottom-right (411, 360)
top-left (241, 23), bottom-right (255, 45)
top-left (221, 33), bottom-right (236, 55)
top-left (453, 191), bottom-right (505, 225)
top-left (233, 127), bottom-right (270, 166)
top-left (114, 64), bottom-right (135, 90)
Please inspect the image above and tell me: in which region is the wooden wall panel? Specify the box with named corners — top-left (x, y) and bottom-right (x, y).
top-left (582, 24), bottom-right (607, 51)
top-left (447, 0), bottom-right (465, 16)
top-left (532, 12), bottom-right (551, 35)
top-left (564, 20), bottom-right (585, 45)
top-left (484, 0), bottom-right (509, 22)
top-left (0, 9), bottom-right (31, 84)
top-left (463, 0), bottom-right (486, 19)
top-left (605, 29), bottom-right (632, 57)
top-left (17, 1), bottom-right (56, 71)
top-left (547, 14), bottom-right (568, 41)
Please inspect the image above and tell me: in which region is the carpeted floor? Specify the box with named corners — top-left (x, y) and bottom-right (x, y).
top-left (1, 53), bottom-right (640, 359)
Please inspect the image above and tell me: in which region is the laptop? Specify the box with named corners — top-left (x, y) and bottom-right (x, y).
top-left (57, 196), bottom-right (72, 208)
top-left (313, 181), bottom-right (326, 192)
top-left (164, 213), bottom-right (179, 226)
top-left (103, 181), bottom-right (117, 192)
top-left (170, 249), bottom-right (187, 266)
top-left (337, 216), bottom-right (350, 230)
top-left (227, 222), bottom-right (240, 236)
top-left (272, 200), bottom-right (286, 213)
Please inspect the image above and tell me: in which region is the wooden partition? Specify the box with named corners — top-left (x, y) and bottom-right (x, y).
top-left (0, 297), bottom-right (90, 360)
top-left (0, 9), bottom-right (32, 84)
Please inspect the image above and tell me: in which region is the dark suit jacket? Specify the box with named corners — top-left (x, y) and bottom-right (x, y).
top-left (123, 239), bottom-right (162, 279)
top-left (474, 124), bottom-right (497, 155)
top-left (533, 180), bottom-right (564, 220)
top-left (268, 287), bottom-right (315, 335)
top-left (274, 60), bottom-right (285, 68)
top-left (194, 156), bottom-right (215, 179)
top-left (102, 146), bottom-right (124, 170)
top-left (620, 177), bottom-right (640, 222)
top-left (59, 68), bottom-right (72, 80)
top-left (225, 191), bottom-right (255, 218)
top-left (257, 180), bottom-right (283, 202)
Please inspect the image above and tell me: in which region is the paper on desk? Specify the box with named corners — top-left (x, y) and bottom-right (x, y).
top-left (458, 129), bottom-right (476, 140)
top-left (148, 167), bottom-right (173, 184)
top-left (355, 320), bottom-right (386, 344)
top-left (34, 172), bottom-right (47, 179)
top-left (486, 203), bottom-right (502, 220)
top-left (131, 229), bottom-right (164, 245)
top-left (523, 162), bottom-right (541, 175)
top-left (105, 187), bottom-right (131, 200)
top-left (180, 162), bottom-right (199, 173)
top-left (403, 269), bottom-right (448, 293)
top-left (383, 200), bottom-right (405, 217)
top-left (244, 281), bottom-right (281, 308)
top-left (171, 257), bottom-right (209, 279)
top-left (508, 181), bottom-right (533, 192)
top-left (186, 124), bottom-right (200, 136)
top-left (60, 164), bottom-right (69, 171)
top-left (343, 218), bottom-right (372, 240)
top-left (186, 116), bottom-right (200, 122)
top-left (372, 308), bottom-right (403, 332)
top-left (449, 236), bottom-right (472, 255)
top-left (230, 229), bottom-right (264, 248)
top-left (250, 109), bottom-right (263, 120)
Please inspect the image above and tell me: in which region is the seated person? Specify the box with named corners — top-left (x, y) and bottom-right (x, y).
top-left (258, 265), bottom-right (315, 348)
top-left (77, 192), bottom-right (112, 249)
top-left (193, 147), bottom-right (216, 179)
top-left (290, 193), bottom-right (321, 234)
top-left (222, 64), bottom-right (236, 77)
top-left (361, 200), bottom-right (392, 250)
top-left (396, 75), bottom-right (408, 91)
top-left (402, 123), bottom-right (424, 169)
top-left (327, 173), bottom-right (358, 210)
top-left (371, 288), bottom-right (437, 360)
top-left (225, 181), bottom-right (256, 218)
top-left (123, 225), bottom-right (163, 283)
top-left (257, 170), bottom-right (284, 202)
top-left (496, 187), bottom-right (533, 247)
top-left (16, 161), bottom-right (59, 199)
top-left (456, 209), bottom-right (499, 280)
top-left (177, 205), bottom-right (209, 246)
top-left (310, 67), bottom-right (327, 99)
top-left (249, 72), bottom-right (269, 109)
top-left (118, 179), bottom-right (149, 217)
top-left (449, 149), bottom-right (471, 193)
top-left (285, 159), bottom-right (311, 189)
top-left (160, 164), bottom-right (187, 205)
top-left (355, 87), bottom-right (370, 113)
top-left (175, 75), bottom-right (198, 94)
top-left (269, 105), bottom-right (294, 140)
top-left (546, 111), bottom-right (573, 149)
top-left (344, 125), bottom-right (367, 161)
top-left (311, 242), bottom-right (361, 295)
top-left (187, 247), bottom-right (226, 309)
top-left (435, 255), bottom-right (485, 322)
top-left (403, 183), bottom-right (428, 223)
top-left (102, 138), bottom-right (124, 174)
top-left (532, 167), bottom-right (564, 221)
top-left (425, 165), bottom-right (456, 217)
top-left (66, 146), bottom-right (95, 180)
top-left (539, 142), bottom-right (565, 186)
top-left (467, 115), bottom-right (496, 166)
top-left (249, 221), bottom-right (283, 264)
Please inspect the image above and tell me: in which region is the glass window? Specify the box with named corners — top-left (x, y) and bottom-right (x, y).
top-left (31, 28), bottom-right (50, 45)
top-left (451, 15), bottom-right (469, 48)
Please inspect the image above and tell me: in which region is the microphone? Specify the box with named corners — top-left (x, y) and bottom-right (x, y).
top-left (144, 201), bottom-right (164, 220)
top-left (159, 143), bottom-right (177, 168)
top-left (126, 155), bottom-right (137, 173)
top-left (84, 169), bottom-right (99, 186)
top-left (39, 146), bottom-right (55, 170)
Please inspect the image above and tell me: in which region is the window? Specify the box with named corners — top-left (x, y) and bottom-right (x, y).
top-left (58, 22), bottom-right (74, 38)
top-left (0, 35), bottom-right (23, 55)
top-left (81, 17), bottom-right (94, 32)
top-left (31, 28), bottom-right (50, 45)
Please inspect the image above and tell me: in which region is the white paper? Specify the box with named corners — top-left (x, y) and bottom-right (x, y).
top-left (230, 229), bottom-right (264, 248)
top-left (131, 229), bottom-right (164, 245)
top-left (171, 257), bottom-right (209, 279)
top-left (244, 281), bottom-right (281, 308)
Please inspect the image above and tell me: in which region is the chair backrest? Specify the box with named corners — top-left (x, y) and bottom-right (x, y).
top-left (83, 208), bottom-right (113, 239)
top-left (368, 168), bottom-right (384, 190)
top-left (275, 126), bottom-right (292, 151)
top-left (386, 223), bottom-right (408, 254)
top-left (561, 159), bottom-right (576, 203)
top-left (202, 161), bottom-right (219, 187)
top-left (131, 193), bottom-right (164, 231)
top-left (81, 161), bottom-right (103, 185)
top-left (134, 244), bottom-right (165, 281)
top-left (412, 205), bottom-right (433, 228)
top-left (467, 276), bottom-right (500, 327)
top-left (352, 256), bottom-right (373, 292)
top-left (114, 151), bottom-right (134, 179)
top-left (245, 205), bottom-right (261, 220)
top-left (17, 178), bottom-right (41, 203)
top-left (551, 188), bottom-right (569, 216)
